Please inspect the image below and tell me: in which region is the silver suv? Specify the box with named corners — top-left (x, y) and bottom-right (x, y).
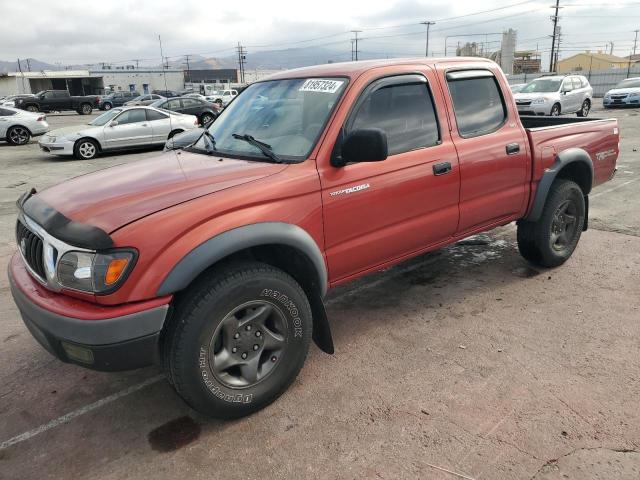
top-left (513, 75), bottom-right (593, 117)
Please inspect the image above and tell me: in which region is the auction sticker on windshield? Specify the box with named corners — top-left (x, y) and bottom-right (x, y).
top-left (299, 79), bottom-right (344, 93)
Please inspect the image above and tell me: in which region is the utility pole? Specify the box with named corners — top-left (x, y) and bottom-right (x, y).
top-left (236, 43), bottom-right (247, 84)
top-left (627, 30), bottom-right (639, 78)
top-left (350, 39), bottom-right (355, 61)
top-left (184, 54), bottom-right (191, 84)
top-left (351, 30), bottom-right (361, 61)
top-left (134, 59), bottom-right (140, 69)
top-left (26, 58), bottom-right (31, 72)
top-left (549, 0), bottom-right (561, 72)
top-left (421, 21), bottom-right (436, 57)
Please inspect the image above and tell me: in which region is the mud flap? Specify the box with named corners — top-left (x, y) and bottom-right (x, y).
top-left (309, 292), bottom-right (334, 354)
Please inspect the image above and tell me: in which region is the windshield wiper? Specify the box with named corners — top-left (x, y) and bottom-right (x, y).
top-left (232, 133), bottom-right (283, 163)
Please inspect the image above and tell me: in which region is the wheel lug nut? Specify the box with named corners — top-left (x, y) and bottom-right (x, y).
top-left (246, 325), bottom-right (252, 331)
top-left (232, 347), bottom-right (237, 353)
top-left (234, 333), bottom-right (240, 339)
top-left (241, 352), bottom-right (248, 359)
top-left (271, 356), bottom-right (277, 362)
top-left (255, 331), bottom-right (261, 337)
top-left (253, 344), bottom-right (259, 351)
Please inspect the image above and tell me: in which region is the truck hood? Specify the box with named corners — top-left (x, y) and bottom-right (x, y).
top-left (35, 150), bottom-right (287, 234)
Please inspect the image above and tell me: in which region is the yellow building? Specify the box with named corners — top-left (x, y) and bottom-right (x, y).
top-left (556, 51), bottom-right (634, 73)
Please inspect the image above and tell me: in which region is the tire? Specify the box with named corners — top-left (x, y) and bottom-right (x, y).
top-left (25, 105), bottom-right (38, 113)
top-left (73, 138), bottom-right (99, 160)
top-left (168, 129), bottom-right (183, 139)
top-left (163, 261), bottom-right (313, 418)
top-left (550, 103), bottom-right (561, 116)
top-left (6, 125), bottom-right (31, 146)
top-left (103, 103), bottom-right (112, 111)
top-left (200, 112), bottom-right (214, 125)
top-left (517, 179), bottom-right (585, 268)
top-left (79, 103), bottom-right (92, 115)
top-left (577, 99), bottom-right (590, 117)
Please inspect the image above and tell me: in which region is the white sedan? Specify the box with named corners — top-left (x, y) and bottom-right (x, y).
top-left (38, 106), bottom-right (199, 159)
top-left (0, 106), bottom-right (49, 145)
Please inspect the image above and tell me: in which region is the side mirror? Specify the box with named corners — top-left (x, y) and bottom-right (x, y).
top-left (562, 87), bottom-right (572, 94)
top-left (110, 120), bottom-right (119, 127)
top-left (334, 128), bottom-right (388, 167)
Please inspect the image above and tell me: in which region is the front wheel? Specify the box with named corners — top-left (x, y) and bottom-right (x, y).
top-left (73, 138), bottom-right (99, 160)
top-left (102, 103), bottom-right (112, 111)
top-left (163, 261), bottom-right (312, 418)
top-left (200, 112), bottom-right (214, 125)
top-left (550, 103), bottom-right (561, 116)
top-left (577, 99), bottom-right (590, 117)
top-left (517, 179), bottom-right (585, 267)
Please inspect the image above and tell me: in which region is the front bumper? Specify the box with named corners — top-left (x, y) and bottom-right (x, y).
top-left (38, 136), bottom-right (75, 155)
top-left (8, 254), bottom-right (169, 371)
top-left (603, 97), bottom-right (640, 107)
top-left (517, 103), bottom-right (553, 116)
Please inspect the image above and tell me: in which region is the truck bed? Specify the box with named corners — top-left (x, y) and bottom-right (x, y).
top-left (524, 116), bottom-right (619, 189)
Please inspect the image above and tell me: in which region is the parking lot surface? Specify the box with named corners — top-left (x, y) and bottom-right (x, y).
top-left (1, 103), bottom-right (639, 479)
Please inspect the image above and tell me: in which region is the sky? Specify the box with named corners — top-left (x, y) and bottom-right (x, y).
top-left (0, 0), bottom-right (639, 70)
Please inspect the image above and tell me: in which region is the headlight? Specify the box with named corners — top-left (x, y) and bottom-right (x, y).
top-left (531, 98), bottom-right (547, 104)
top-left (629, 92), bottom-right (640, 98)
top-left (57, 249), bottom-right (136, 293)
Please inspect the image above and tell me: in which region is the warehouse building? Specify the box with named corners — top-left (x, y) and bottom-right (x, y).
top-left (0, 68), bottom-right (184, 96)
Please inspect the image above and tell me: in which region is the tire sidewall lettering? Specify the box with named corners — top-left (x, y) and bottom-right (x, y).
top-left (260, 288), bottom-right (303, 338)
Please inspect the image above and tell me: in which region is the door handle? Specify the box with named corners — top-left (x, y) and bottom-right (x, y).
top-left (506, 143), bottom-right (520, 155)
top-left (141, 124), bottom-right (148, 127)
top-left (433, 162), bottom-right (452, 176)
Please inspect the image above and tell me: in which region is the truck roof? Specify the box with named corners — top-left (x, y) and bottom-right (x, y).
top-left (264, 57), bottom-right (496, 81)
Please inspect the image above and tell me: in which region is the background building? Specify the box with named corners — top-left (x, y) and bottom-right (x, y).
top-left (556, 52), bottom-right (633, 73)
top-left (513, 51), bottom-right (542, 74)
top-left (0, 68), bottom-right (184, 96)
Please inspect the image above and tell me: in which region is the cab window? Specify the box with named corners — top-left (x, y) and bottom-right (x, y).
top-left (447, 71), bottom-right (507, 138)
top-left (349, 79), bottom-right (440, 156)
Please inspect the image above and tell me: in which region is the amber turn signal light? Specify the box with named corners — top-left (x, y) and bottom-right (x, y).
top-left (105, 258), bottom-right (130, 285)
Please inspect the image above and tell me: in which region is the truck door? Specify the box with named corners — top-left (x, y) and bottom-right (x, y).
top-left (443, 68), bottom-right (528, 234)
top-left (53, 91), bottom-right (70, 110)
top-left (319, 70), bottom-right (460, 282)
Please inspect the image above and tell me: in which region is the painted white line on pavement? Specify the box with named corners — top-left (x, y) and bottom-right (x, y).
top-left (0, 374), bottom-right (164, 451)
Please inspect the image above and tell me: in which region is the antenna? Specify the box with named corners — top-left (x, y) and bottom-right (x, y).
top-left (158, 35), bottom-right (175, 136)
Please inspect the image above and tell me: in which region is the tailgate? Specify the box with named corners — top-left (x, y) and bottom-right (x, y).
top-left (525, 118), bottom-right (619, 188)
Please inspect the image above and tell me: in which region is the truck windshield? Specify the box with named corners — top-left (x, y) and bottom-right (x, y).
top-left (520, 79), bottom-right (562, 93)
top-left (91, 108), bottom-right (122, 126)
top-left (201, 77), bottom-right (348, 162)
top-left (614, 78), bottom-right (640, 89)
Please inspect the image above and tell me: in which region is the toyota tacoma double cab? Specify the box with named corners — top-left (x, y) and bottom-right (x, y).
top-left (15, 90), bottom-right (96, 115)
top-left (9, 58), bottom-right (619, 418)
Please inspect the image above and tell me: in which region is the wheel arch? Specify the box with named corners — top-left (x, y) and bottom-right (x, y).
top-left (8, 123), bottom-right (32, 135)
top-left (74, 136), bottom-right (102, 151)
top-left (525, 147), bottom-right (593, 223)
top-left (157, 222), bottom-right (333, 354)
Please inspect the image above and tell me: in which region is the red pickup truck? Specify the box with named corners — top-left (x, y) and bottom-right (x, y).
top-left (9, 58), bottom-right (619, 418)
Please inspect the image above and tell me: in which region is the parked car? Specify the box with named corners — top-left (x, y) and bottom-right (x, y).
top-left (509, 83), bottom-right (527, 93)
top-left (14, 90), bottom-right (97, 115)
top-left (150, 97), bottom-right (218, 125)
top-left (183, 93), bottom-right (219, 103)
top-left (213, 89), bottom-right (238, 106)
top-left (38, 106), bottom-right (198, 159)
top-left (513, 75), bottom-right (593, 116)
top-left (0, 106), bottom-right (49, 145)
top-left (152, 89), bottom-right (180, 98)
top-left (603, 77), bottom-right (640, 108)
top-left (9, 58), bottom-right (619, 419)
top-left (123, 94), bottom-right (166, 106)
top-left (97, 91), bottom-right (141, 110)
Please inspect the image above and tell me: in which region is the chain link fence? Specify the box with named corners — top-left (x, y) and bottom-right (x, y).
top-left (508, 65), bottom-right (640, 97)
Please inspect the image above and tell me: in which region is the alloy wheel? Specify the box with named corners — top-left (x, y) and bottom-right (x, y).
top-left (78, 141), bottom-right (96, 159)
top-left (9, 127), bottom-right (29, 145)
top-left (209, 300), bottom-right (287, 388)
top-left (550, 199), bottom-right (578, 252)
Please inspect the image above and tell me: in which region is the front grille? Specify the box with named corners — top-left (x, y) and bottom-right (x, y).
top-left (516, 100), bottom-right (532, 106)
top-left (611, 94), bottom-right (628, 100)
top-left (16, 220), bottom-right (46, 280)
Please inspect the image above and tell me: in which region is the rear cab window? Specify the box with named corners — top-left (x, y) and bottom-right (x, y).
top-left (446, 70), bottom-right (507, 138)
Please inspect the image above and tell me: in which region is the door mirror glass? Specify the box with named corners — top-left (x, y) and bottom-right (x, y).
top-left (336, 128), bottom-right (388, 166)
top-left (110, 120), bottom-right (119, 127)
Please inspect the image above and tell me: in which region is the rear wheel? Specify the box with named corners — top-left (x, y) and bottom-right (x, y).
top-left (163, 261), bottom-right (312, 418)
top-left (550, 103), bottom-right (561, 116)
top-left (79, 103), bottom-right (92, 115)
top-left (168, 129), bottom-right (183, 139)
top-left (200, 112), bottom-right (215, 125)
top-left (577, 99), bottom-right (590, 117)
top-left (6, 126), bottom-right (31, 145)
top-left (103, 103), bottom-right (112, 111)
top-left (517, 179), bottom-right (585, 267)
top-left (25, 105), bottom-right (38, 113)
top-left (73, 138), bottom-right (99, 160)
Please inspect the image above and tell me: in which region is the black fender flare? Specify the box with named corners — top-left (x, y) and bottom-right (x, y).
top-left (525, 147), bottom-right (593, 223)
top-left (157, 222), bottom-right (334, 354)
